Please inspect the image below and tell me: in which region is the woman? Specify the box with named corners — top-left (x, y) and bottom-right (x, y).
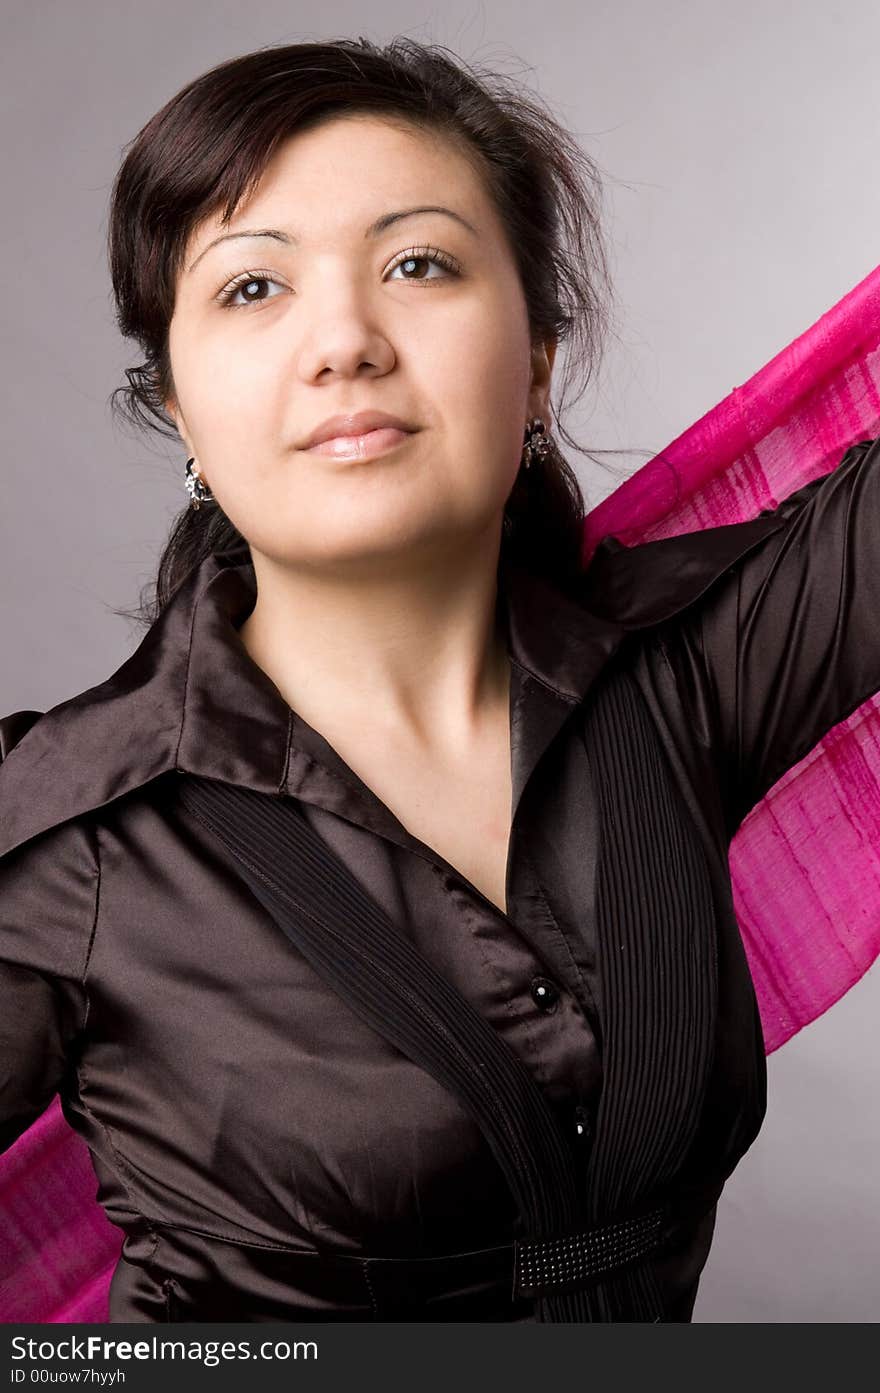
top-left (1, 37), bottom-right (879, 1324)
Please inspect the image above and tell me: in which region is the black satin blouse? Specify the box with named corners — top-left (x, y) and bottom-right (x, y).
top-left (2, 436), bottom-right (880, 1322)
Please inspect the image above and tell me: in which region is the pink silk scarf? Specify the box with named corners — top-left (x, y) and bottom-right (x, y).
top-left (4, 262), bottom-right (880, 1323)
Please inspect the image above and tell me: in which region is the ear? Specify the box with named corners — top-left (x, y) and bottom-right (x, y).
top-left (528, 336), bottom-right (557, 420)
top-left (164, 394), bottom-right (194, 457)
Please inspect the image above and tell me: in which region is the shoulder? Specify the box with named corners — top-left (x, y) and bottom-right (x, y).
top-left (0, 708), bottom-right (100, 978)
top-left (0, 708), bottom-right (44, 761)
top-left (581, 437), bottom-right (880, 633)
top-left (0, 553), bottom-right (252, 864)
top-left (0, 641), bottom-right (183, 864)
top-left (579, 511), bottom-right (792, 632)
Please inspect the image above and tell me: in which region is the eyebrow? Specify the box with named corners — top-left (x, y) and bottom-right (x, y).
top-left (186, 205), bottom-right (479, 274)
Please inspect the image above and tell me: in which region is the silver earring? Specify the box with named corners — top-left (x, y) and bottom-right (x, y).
top-left (184, 457), bottom-right (215, 510)
top-left (522, 417), bottom-right (552, 472)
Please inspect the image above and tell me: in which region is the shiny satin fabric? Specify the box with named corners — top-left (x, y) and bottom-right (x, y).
top-left (171, 769), bottom-right (700, 1321)
top-left (2, 430), bottom-right (880, 1319)
top-left (113, 1219), bottom-right (537, 1322)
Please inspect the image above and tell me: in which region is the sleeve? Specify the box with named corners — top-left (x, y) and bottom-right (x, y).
top-left (0, 717), bottom-right (98, 1154)
top-left (655, 436), bottom-right (880, 840)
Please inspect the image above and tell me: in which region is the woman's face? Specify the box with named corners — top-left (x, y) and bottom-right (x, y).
top-left (166, 112), bottom-right (555, 574)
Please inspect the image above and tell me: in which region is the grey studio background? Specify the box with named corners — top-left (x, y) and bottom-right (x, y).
top-left (2, 0), bottom-right (878, 1323)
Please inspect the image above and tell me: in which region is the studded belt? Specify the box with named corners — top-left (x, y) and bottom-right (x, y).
top-left (353, 1201), bottom-right (673, 1318)
top-left (512, 1204), bottom-right (667, 1299)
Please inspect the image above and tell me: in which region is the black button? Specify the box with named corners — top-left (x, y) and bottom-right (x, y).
top-left (530, 975), bottom-right (560, 1012)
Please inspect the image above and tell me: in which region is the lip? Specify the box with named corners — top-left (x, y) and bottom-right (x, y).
top-left (300, 410), bottom-right (417, 451)
top-left (305, 426), bottom-right (415, 462)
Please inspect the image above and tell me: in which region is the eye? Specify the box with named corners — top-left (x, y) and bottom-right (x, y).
top-left (215, 245), bottom-right (460, 309)
top-left (216, 271), bottom-right (287, 309)
top-left (385, 245), bottom-right (461, 283)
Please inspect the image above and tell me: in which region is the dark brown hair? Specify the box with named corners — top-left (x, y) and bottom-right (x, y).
top-left (107, 36), bottom-right (632, 624)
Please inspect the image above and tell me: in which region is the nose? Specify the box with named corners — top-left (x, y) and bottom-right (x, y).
top-left (295, 277), bottom-right (395, 384)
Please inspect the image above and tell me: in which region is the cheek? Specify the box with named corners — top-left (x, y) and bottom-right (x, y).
top-left (171, 325), bottom-right (281, 452)
top-left (423, 298), bottom-right (532, 482)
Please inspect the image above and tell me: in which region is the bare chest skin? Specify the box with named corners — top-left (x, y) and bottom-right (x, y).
top-left (325, 706), bottom-right (514, 919)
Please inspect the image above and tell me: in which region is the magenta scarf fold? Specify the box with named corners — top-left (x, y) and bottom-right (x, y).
top-left (4, 263), bottom-right (880, 1322)
top-left (581, 262), bottom-right (880, 1058)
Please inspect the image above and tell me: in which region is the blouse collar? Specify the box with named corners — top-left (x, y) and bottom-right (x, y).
top-left (0, 511), bottom-right (788, 863)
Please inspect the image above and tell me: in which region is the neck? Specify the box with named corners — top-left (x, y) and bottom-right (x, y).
top-left (235, 529), bottom-right (511, 757)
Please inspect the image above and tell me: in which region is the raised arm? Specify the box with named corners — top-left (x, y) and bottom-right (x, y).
top-left (657, 436), bottom-right (880, 839)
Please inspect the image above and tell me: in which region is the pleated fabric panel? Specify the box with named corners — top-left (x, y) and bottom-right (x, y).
top-left (576, 663), bottom-right (719, 1321)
